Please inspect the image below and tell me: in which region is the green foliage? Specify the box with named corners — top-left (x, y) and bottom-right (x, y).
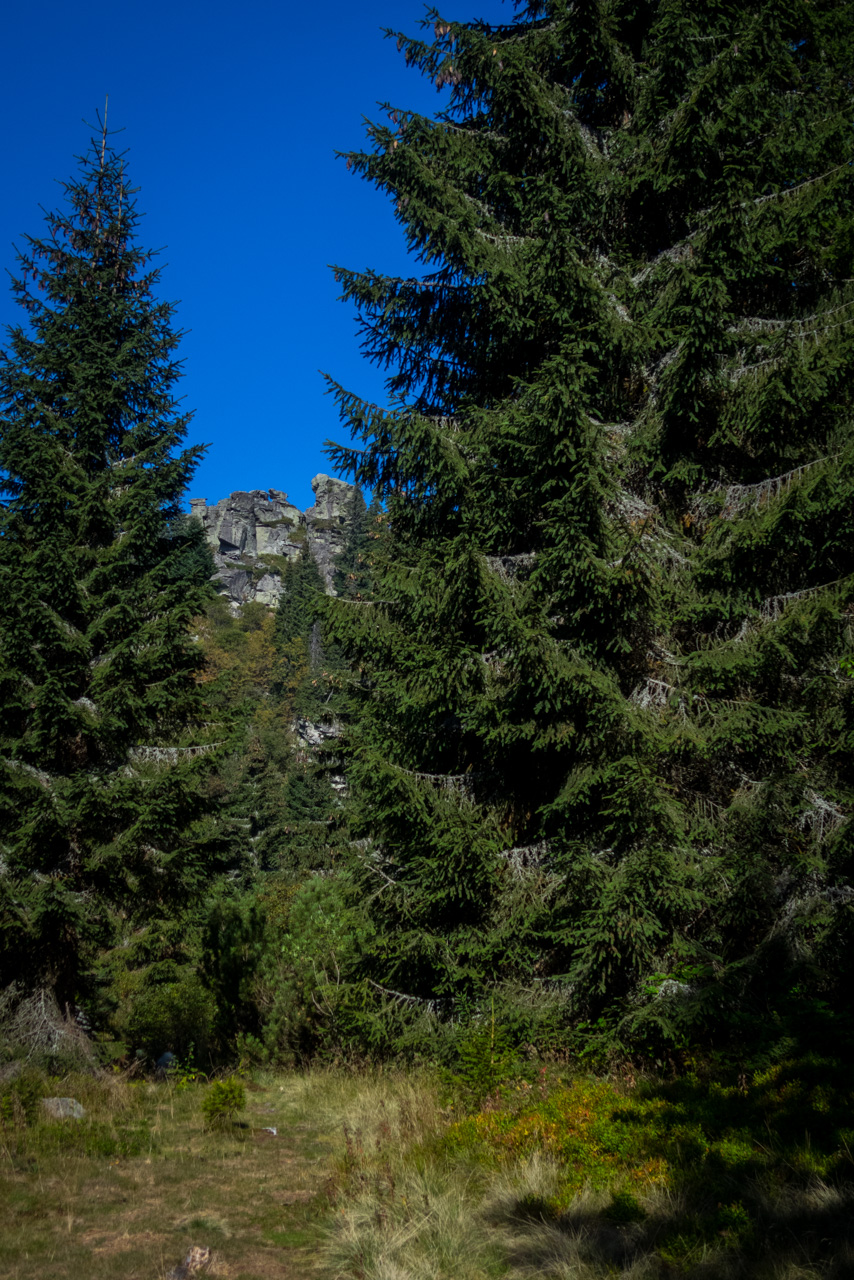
top-left (0, 1070), bottom-right (154, 1160)
top-left (333, 488), bottom-right (380, 601)
top-left (0, 1068), bottom-right (47, 1128)
top-left (443, 1073), bottom-right (667, 1198)
top-left (443, 1052), bottom-right (854, 1270)
top-left (116, 969), bottom-right (214, 1064)
top-left (201, 1076), bottom-right (245, 1130)
top-left (194, 580), bottom-right (346, 891)
top-left (196, 595), bottom-right (278, 711)
top-left (255, 875), bottom-right (373, 1062)
top-left (201, 894), bottom-right (268, 1049)
top-left (604, 1190), bottom-right (647, 1225)
top-left (0, 121), bottom-right (216, 1007)
top-left (441, 1007), bottom-right (518, 1106)
top-left (275, 551), bottom-right (325, 654)
top-left (323, 0), bottom-right (854, 1059)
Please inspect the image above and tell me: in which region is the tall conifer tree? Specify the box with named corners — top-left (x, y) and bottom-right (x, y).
top-left (0, 122), bottom-right (215, 1003)
top-left (327, 1), bottom-right (854, 1052)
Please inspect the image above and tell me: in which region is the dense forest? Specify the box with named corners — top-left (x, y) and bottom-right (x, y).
top-left (1, 0), bottom-right (852, 1084)
top-left (3, 6), bottom-right (854, 1278)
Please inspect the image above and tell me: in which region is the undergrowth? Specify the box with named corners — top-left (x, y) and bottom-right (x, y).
top-left (0, 1067), bottom-right (337, 1279)
top-left (201, 1075), bottom-right (246, 1129)
top-left (0, 1069), bottom-right (153, 1161)
top-left (324, 1055), bottom-right (854, 1280)
top-left (1, 1059), bottom-right (852, 1279)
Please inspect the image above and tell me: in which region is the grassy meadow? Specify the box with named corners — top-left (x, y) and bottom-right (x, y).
top-left (0, 1068), bottom-right (345, 1279)
top-left (1, 1060), bottom-right (853, 1279)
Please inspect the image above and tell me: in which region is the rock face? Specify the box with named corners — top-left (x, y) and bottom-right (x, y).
top-left (305, 474), bottom-right (360, 592)
top-left (189, 474), bottom-right (358, 606)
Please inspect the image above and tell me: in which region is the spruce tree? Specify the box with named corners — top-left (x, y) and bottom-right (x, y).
top-left (273, 549), bottom-right (326, 709)
top-left (326, 1), bottom-right (854, 1055)
top-left (0, 123), bottom-right (215, 1005)
top-left (333, 486), bottom-right (383, 601)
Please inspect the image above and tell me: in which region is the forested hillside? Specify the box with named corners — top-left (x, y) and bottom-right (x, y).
top-left (2, 9), bottom-right (854, 1278)
top-left (1, 0), bottom-right (852, 1082)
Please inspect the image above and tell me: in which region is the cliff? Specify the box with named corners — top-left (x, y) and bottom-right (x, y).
top-left (189, 473), bottom-right (358, 606)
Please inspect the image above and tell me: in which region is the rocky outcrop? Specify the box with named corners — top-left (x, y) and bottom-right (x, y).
top-left (305, 474), bottom-right (360, 591)
top-left (189, 474), bottom-right (358, 606)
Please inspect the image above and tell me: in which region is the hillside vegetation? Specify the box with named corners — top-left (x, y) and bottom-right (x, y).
top-left (1, 3), bottom-right (854, 1277)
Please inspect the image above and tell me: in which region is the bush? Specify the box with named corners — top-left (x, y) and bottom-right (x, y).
top-left (0, 1066), bottom-right (47, 1127)
top-left (254, 874), bottom-right (372, 1063)
top-left (442, 1014), bottom-right (518, 1106)
top-left (201, 894), bottom-right (268, 1050)
top-left (117, 969), bottom-right (214, 1064)
top-left (201, 1076), bottom-right (246, 1129)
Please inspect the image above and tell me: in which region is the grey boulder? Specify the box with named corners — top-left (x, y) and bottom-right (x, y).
top-left (42, 1096), bottom-right (85, 1120)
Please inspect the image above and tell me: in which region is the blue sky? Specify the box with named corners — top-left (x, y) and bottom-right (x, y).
top-left (0, 0), bottom-right (511, 511)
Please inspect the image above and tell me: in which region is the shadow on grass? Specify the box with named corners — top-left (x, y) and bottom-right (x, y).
top-left (492, 1055), bottom-right (854, 1278)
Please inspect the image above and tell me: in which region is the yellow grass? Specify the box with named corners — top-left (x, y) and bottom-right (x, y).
top-left (3, 1066), bottom-right (853, 1280)
top-left (0, 1069), bottom-right (358, 1280)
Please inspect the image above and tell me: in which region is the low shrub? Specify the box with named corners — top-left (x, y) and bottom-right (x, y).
top-left (116, 968), bottom-right (215, 1063)
top-left (201, 1076), bottom-right (246, 1129)
top-left (442, 1073), bottom-right (668, 1205)
top-left (0, 1066), bottom-right (47, 1127)
top-left (440, 1011), bottom-right (518, 1106)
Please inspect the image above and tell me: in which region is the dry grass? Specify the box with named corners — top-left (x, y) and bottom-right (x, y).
top-left (326, 1144), bottom-right (854, 1280)
top-left (3, 1065), bottom-right (853, 1280)
top-left (0, 1068), bottom-right (374, 1280)
top-left (318, 1070), bottom-right (854, 1280)
top-left (269, 1066), bottom-right (444, 1140)
top-left (319, 1071), bottom-right (500, 1280)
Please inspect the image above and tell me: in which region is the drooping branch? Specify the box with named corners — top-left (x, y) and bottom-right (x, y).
top-left (690, 454), bottom-right (841, 521)
top-left (127, 742), bottom-right (223, 766)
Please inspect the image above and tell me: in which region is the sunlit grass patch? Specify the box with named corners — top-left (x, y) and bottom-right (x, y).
top-left (0, 1067), bottom-right (346, 1279)
top-left (443, 1074), bottom-right (669, 1205)
top-left (324, 1058), bottom-right (854, 1280)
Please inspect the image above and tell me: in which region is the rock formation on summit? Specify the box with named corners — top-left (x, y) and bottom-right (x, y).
top-left (189, 473), bottom-right (358, 606)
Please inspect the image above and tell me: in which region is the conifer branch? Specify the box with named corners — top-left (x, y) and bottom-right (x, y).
top-left (757, 579), bottom-right (844, 621)
top-left (630, 677), bottom-right (688, 717)
top-left (485, 552), bottom-right (537, 582)
top-left (750, 162), bottom-right (851, 207)
top-left (497, 840), bottom-right (550, 875)
top-left (475, 229), bottom-right (535, 248)
top-left (798, 791), bottom-right (846, 843)
top-left (729, 297), bottom-right (854, 337)
top-left (691, 454), bottom-right (842, 520)
top-left (367, 979), bottom-right (447, 1016)
top-left (2, 759), bottom-right (54, 790)
top-left (632, 236), bottom-right (701, 285)
top-left (127, 743), bottom-right (223, 766)
top-left (728, 316), bottom-right (854, 382)
top-left (483, 19), bottom-right (559, 46)
top-left (387, 761), bottom-right (476, 800)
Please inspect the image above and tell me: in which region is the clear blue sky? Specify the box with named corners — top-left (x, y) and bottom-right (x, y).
top-left (0, 0), bottom-right (511, 511)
